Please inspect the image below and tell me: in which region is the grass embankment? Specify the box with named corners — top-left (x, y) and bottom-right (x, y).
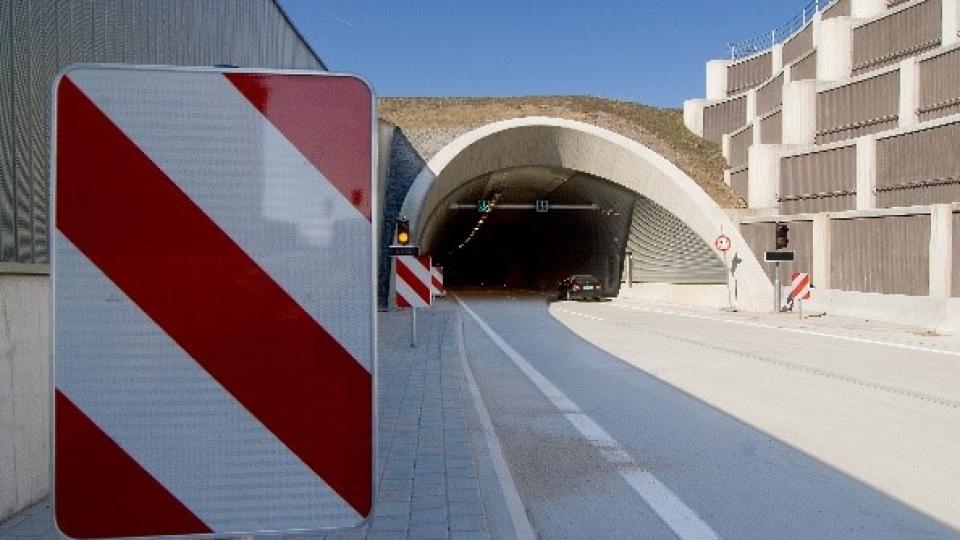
top-left (379, 96), bottom-right (742, 208)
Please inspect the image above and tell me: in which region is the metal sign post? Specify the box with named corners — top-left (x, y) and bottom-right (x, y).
top-left (411, 308), bottom-right (417, 347)
top-left (764, 251), bottom-right (795, 313)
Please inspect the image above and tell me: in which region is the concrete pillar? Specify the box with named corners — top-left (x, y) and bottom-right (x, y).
top-left (856, 136), bottom-right (877, 210)
top-left (816, 17), bottom-right (858, 81)
top-left (747, 144), bottom-right (784, 210)
top-left (752, 119), bottom-right (763, 146)
top-left (944, 0), bottom-right (960, 47)
top-left (782, 80), bottom-right (818, 144)
top-left (898, 58), bottom-right (920, 128)
top-left (746, 89), bottom-right (758, 122)
top-left (813, 213), bottom-right (833, 289)
top-left (850, 0), bottom-right (887, 18)
top-left (722, 133), bottom-right (732, 161)
top-left (724, 168), bottom-right (733, 187)
top-left (706, 59), bottom-right (732, 100)
top-left (783, 63), bottom-right (794, 84)
top-left (929, 204), bottom-right (953, 297)
top-left (771, 44), bottom-right (784, 73)
top-left (683, 98), bottom-right (711, 137)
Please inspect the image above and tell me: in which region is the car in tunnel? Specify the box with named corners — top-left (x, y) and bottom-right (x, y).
top-left (557, 274), bottom-right (603, 301)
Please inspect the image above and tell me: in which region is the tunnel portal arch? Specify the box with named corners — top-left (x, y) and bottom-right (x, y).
top-left (399, 117), bottom-right (772, 311)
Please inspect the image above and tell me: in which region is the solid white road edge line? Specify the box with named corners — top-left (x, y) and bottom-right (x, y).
top-left (455, 312), bottom-right (537, 540)
top-left (454, 294), bottom-right (721, 540)
top-left (609, 303), bottom-right (960, 357)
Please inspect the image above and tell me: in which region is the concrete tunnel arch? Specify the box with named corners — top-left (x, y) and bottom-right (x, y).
top-left (399, 116), bottom-right (773, 312)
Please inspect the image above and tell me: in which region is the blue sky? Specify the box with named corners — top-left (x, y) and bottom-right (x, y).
top-left (280, 1), bottom-right (802, 108)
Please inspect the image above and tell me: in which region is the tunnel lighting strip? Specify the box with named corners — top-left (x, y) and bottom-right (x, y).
top-left (449, 203), bottom-right (600, 211)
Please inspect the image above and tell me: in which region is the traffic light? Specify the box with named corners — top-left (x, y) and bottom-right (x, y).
top-left (775, 223), bottom-right (790, 249)
top-left (396, 218), bottom-right (410, 245)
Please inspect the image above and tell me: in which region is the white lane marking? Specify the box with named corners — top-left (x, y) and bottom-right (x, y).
top-left (609, 303), bottom-right (960, 358)
top-left (455, 314), bottom-right (536, 540)
top-left (454, 294), bottom-right (721, 540)
top-left (556, 307), bottom-right (605, 322)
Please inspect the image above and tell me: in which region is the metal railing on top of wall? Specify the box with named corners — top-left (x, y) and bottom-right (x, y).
top-left (727, 0), bottom-right (827, 60)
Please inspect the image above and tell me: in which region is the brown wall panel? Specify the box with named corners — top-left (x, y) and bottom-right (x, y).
top-left (918, 47), bottom-right (960, 121)
top-left (703, 96), bottom-right (747, 144)
top-left (729, 126), bottom-right (752, 169)
top-left (791, 50), bottom-right (817, 81)
top-left (831, 215), bottom-right (930, 295)
top-left (816, 70), bottom-right (899, 143)
top-left (727, 52), bottom-right (772, 96)
top-left (783, 24), bottom-right (814, 66)
top-left (760, 110), bottom-right (782, 144)
top-left (780, 144), bottom-right (857, 214)
top-left (824, 0), bottom-right (851, 19)
top-left (731, 168), bottom-right (749, 203)
top-left (877, 121), bottom-right (960, 207)
top-left (852, 0), bottom-right (941, 75)
top-left (756, 73), bottom-right (783, 116)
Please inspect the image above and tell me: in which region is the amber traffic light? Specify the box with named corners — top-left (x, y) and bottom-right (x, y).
top-left (397, 218), bottom-right (410, 245)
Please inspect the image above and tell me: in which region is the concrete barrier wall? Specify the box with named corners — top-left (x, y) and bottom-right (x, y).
top-left (0, 273), bottom-right (49, 522)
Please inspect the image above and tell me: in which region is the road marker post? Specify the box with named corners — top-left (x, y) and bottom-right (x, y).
top-left (395, 255), bottom-right (433, 346)
top-left (789, 272), bottom-right (811, 318)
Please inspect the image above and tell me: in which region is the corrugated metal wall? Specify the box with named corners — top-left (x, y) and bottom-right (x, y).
top-left (918, 47), bottom-right (960, 121)
top-left (824, 0), bottom-right (852, 19)
top-left (756, 73), bottom-right (783, 116)
top-left (739, 220), bottom-right (814, 285)
top-left (816, 70), bottom-right (900, 144)
top-left (782, 24), bottom-right (814, 66)
top-left (729, 125), bottom-right (752, 169)
top-left (626, 197), bottom-right (727, 284)
top-left (876, 121), bottom-right (960, 207)
top-left (791, 50), bottom-right (818, 81)
top-left (852, 0), bottom-right (941, 75)
top-left (703, 96), bottom-right (747, 144)
top-left (780, 145), bottom-right (857, 213)
top-left (727, 52), bottom-right (772, 96)
top-left (760, 109), bottom-right (782, 144)
top-left (831, 215), bottom-right (930, 295)
top-left (731, 167), bottom-right (749, 202)
top-left (0, 0), bottom-right (325, 265)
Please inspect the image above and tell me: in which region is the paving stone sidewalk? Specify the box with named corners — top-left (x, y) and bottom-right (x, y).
top-left (0, 306), bottom-right (518, 540)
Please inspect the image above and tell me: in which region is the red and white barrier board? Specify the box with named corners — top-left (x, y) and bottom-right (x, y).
top-left (53, 66), bottom-right (374, 538)
top-left (395, 255), bottom-right (432, 308)
top-left (790, 272), bottom-right (811, 301)
top-left (431, 265), bottom-right (445, 297)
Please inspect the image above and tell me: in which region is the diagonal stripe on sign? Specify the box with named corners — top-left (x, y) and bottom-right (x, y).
top-left (225, 73), bottom-right (373, 221)
top-left (55, 391), bottom-right (211, 539)
top-left (56, 77), bottom-right (371, 515)
top-left (397, 258), bottom-right (431, 304)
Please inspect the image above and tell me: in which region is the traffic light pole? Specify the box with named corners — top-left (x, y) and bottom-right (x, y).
top-left (774, 261), bottom-right (781, 312)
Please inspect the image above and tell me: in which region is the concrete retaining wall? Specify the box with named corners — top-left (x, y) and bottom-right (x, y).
top-left (0, 274), bottom-right (49, 522)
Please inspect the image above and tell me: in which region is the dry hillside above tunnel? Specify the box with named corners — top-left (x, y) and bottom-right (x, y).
top-left (379, 96), bottom-right (742, 208)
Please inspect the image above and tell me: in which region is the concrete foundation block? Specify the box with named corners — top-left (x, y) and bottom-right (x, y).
top-left (683, 99), bottom-right (712, 137)
top-left (706, 59), bottom-right (732, 100)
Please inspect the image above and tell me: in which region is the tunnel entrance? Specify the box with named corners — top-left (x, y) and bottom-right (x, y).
top-left (392, 116), bottom-right (773, 312)
top-left (427, 167), bottom-right (634, 294)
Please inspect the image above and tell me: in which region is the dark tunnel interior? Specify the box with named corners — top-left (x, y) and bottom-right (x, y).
top-left (424, 167), bottom-right (637, 295)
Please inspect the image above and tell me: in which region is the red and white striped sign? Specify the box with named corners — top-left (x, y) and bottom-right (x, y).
top-left (790, 272), bottom-right (811, 301)
top-left (395, 255), bottom-right (432, 308)
top-left (431, 265), bottom-right (445, 297)
top-left (53, 66), bottom-right (374, 538)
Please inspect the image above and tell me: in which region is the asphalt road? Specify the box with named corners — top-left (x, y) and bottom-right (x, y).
top-left (451, 291), bottom-right (960, 540)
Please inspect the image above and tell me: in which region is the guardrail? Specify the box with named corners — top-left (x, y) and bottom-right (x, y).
top-left (727, 0), bottom-right (826, 60)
